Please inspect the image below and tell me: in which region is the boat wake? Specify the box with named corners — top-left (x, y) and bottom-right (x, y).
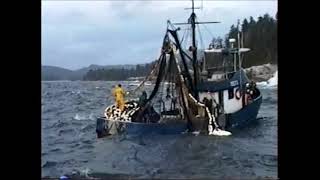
top-left (257, 71), bottom-right (277, 89)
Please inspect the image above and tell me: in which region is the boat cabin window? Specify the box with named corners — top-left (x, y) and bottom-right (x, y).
top-left (228, 88), bottom-right (234, 99)
top-left (226, 71), bottom-right (236, 79)
top-left (204, 52), bottom-right (225, 72)
top-left (204, 50), bottom-right (234, 80)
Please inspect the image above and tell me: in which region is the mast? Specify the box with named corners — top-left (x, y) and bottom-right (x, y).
top-left (171, 0), bottom-right (220, 100)
top-left (190, 0), bottom-right (199, 101)
top-left (237, 19), bottom-right (241, 70)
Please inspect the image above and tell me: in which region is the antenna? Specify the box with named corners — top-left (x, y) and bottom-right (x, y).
top-left (192, 0), bottom-right (194, 13)
top-left (237, 19), bottom-right (241, 71)
top-left (173, 0), bottom-right (220, 25)
top-left (184, 0), bottom-right (201, 11)
top-left (201, 0), bottom-right (203, 11)
top-left (241, 31), bottom-right (244, 48)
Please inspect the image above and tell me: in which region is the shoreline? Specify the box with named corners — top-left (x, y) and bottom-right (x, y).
top-left (244, 63), bottom-right (277, 82)
top-left (41, 63), bottom-right (278, 82)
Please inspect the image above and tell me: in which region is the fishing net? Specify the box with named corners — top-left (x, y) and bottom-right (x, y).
top-left (104, 28), bottom-right (231, 136)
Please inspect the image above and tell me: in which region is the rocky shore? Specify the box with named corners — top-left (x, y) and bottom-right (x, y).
top-left (244, 63), bottom-right (277, 82)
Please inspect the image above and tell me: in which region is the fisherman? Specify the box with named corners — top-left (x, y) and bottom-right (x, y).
top-left (138, 91), bottom-right (148, 106)
top-left (245, 81), bottom-right (259, 103)
top-left (166, 87), bottom-right (171, 99)
top-left (202, 97), bottom-right (213, 115)
top-left (112, 84), bottom-right (126, 112)
top-left (250, 81), bottom-right (260, 99)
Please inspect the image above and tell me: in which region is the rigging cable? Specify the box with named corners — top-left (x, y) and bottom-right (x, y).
top-left (183, 27), bottom-right (191, 51)
top-left (179, 27), bottom-right (188, 45)
top-left (196, 23), bottom-right (205, 52)
top-left (202, 23), bottom-right (215, 43)
top-left (196, 23), bottom-right (206, 71)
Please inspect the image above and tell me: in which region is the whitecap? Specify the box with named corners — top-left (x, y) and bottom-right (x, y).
top-left (73, 113), bottom-right (96, 121)
top-left (257, 71), bottom-right (278, 89)
top-left (73, 114), bottom-right (87, 121)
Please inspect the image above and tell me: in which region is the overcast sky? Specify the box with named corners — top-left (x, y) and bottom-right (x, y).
top-left (42, 0), bottom-right (277, 70)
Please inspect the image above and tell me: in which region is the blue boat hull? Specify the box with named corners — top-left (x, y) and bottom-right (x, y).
top-left (96, 95), bottom-right (262, 137)
top-left (226, 94), bottom-right (263, 130)
top-left (96, 118), bottom-right (187, 137)
top-left (125, 121), bottom-right (187, 135)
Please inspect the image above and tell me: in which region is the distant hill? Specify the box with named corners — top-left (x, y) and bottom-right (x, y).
top-left (42, 66), bottom-right (76, 80)
top-left (41, 64), bottom-right (137, 81)
top-left (82, 62), bottom-right (156, 81)
top-left (75, 64), bottom-right (136, 76)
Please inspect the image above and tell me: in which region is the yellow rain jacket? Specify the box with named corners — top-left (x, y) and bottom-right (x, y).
top-left (112, 86), bottom-right (125, 112)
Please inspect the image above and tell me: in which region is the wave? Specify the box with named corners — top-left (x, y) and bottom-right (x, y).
top-left (42, 160), bottom-right (58, 168)
top-left (257, 71), bottom-right (278, 89)
top-left (74, 114), bottom-right (87, 120)
top-left (73, 113), bottom-right (96, 121)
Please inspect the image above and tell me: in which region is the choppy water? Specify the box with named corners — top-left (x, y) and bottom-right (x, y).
top-left (42, 81), bottom-right (277, 179)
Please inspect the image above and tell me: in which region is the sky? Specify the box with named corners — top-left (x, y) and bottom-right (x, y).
top-left (42, 0), bottom-right (278, 70)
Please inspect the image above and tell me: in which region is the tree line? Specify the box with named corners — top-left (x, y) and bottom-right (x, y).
top-left (225, 13), bottom-right (277, 67)
top-left (83, 63), bottom-right (155, 81)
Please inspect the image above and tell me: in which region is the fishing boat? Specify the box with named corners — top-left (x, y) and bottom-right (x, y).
top-left (96, 0), bottom-right (262, 137)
